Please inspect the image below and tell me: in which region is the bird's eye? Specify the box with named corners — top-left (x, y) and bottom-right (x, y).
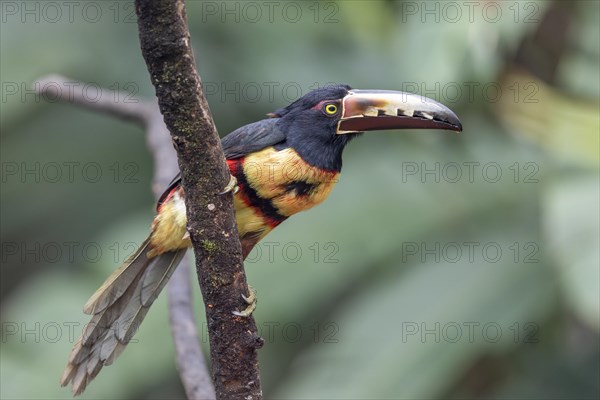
top-left (323, 103), bottom-right (338, 115)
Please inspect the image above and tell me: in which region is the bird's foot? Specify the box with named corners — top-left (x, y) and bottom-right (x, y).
top-left (219, 174), bottom-right (239, 195)
top-left (232, 285), bottom-right (257, 317)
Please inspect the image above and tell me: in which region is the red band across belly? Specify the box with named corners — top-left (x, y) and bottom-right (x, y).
top-left (227, 158), bottom-right (286, 228)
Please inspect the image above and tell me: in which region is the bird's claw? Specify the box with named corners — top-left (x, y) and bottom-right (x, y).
top-left (219, 174), bottom-right (239, 195)
top-left (232, 285), bottom-right (257, 317)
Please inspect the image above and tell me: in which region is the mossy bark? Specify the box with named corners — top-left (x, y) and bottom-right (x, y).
top-left (135, 1), bottom-right (263, 399)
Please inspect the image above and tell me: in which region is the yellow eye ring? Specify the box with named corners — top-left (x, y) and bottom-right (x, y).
top-left (324, 103), bottom-right (338, 115)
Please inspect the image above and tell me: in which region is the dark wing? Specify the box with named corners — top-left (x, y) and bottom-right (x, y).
top-left (221, 118), bottom-right (285, 159)
top-left (157, 118), bottom-right (285, 209)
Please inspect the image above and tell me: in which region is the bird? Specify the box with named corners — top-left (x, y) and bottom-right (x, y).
top-left (60, 84), bottom-right (462, 395)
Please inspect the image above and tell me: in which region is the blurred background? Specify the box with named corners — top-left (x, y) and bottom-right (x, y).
top-left (1, 1), bottom-right (598, 399)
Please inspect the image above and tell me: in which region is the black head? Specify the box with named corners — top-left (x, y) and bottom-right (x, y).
top-left (268, 84), bottom-right (462, 172)
top-left (269, 84), bottom-right (354, 171)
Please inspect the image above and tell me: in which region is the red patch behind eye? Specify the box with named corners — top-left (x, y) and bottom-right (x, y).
top-left (311, 99), bottom-right (337, 111)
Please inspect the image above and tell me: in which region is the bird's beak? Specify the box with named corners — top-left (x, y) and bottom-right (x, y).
top-left (337, 89), bottom-right (462, 134)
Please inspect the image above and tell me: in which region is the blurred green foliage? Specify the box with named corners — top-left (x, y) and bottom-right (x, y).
top-left (1, 1), bottom-right (598, 399)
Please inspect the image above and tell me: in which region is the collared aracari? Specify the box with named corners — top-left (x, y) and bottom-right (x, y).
top-left (61, 84), bottom-right (462, 395)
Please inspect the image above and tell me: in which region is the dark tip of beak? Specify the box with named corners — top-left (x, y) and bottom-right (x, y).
top-left (413, 110), bottom-right (462, 132)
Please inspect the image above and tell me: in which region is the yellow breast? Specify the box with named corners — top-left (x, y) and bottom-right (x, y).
top-left (150, 146), bottom-right (340, 257)
top-left (242, 147), bottom-right (339, 217)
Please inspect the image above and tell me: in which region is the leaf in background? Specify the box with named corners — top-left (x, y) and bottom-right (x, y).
top-left (270, 226), bottom-right (556, 399)
top-left (544, 176), bottom-right (600, 331)
top-left (497, 69), bottom-right (600, 169)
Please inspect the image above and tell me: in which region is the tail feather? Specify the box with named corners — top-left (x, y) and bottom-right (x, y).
top-left (80, 266), bottom-right (147, 349)
top-left (61, 240), bottom-right (186, 396)
top-left (115, 250), bottom-right (185, 344)
top-left (83, 239), bottom-right (152, 315)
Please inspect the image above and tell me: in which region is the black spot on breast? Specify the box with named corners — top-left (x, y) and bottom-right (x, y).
top-left (286, 181), bottom-right (317, 196)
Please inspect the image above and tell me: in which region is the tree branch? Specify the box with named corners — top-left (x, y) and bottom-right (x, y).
top-left (134, 1), bottom-right (263, 400)
top-left (168, 253), bottom-right (216, 400)
top-left (35, 74), bottom-right (155, 127)
top-left (35, 75), bottom-right (216, 399)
